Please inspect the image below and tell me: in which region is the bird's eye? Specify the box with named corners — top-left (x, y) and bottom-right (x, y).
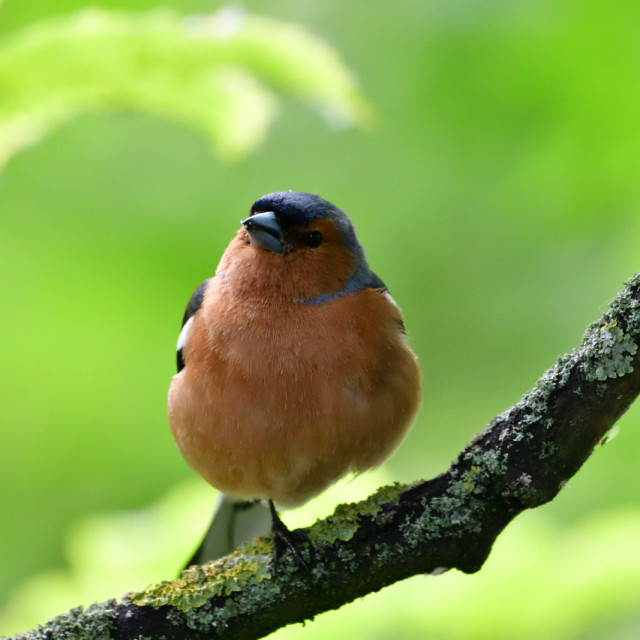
top-left (303, 231), bottom-right (323, 248)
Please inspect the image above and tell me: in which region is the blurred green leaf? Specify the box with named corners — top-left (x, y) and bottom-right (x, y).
top-left (0, 6), bottom-right (372, 166)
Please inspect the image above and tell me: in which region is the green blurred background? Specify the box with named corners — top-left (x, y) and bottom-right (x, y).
top-left (2, 1), bottom-right (640, 637)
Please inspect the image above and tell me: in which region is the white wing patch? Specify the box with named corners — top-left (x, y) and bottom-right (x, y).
top-left (383, 290), bottom-right (400, 310)
top-left (177, 315), bottom-right (194, 353)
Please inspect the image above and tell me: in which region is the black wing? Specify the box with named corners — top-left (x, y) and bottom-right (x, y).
top-left (177, 279), bottom-right (210, 372)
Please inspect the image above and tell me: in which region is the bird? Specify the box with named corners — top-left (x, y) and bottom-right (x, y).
top-left (168, 191), bottom-right (421, 568)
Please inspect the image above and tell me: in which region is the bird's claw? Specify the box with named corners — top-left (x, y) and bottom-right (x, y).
top-left (269, 500), bottom-right (310, 571)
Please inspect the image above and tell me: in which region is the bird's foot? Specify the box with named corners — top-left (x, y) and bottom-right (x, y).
top-left (269, 500), bottom-right (310, 571)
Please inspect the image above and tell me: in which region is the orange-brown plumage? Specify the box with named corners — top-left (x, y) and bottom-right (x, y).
top-left (168, 191), bottom-right (420, 562)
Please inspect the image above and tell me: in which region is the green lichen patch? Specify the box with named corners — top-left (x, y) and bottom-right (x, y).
top-left (607, 274), bottom-right (640, 333)
top-left (465, 448), bottom-right (508, 478)
top-left (308, 482), bottom-right (410, 544)
top-left (478, 276), bottom-right (640, 454)
top-left (581, 320), bottom-right (637, 381)
top-left (11, 601), bottom-right (118, 640)
top-left (402, 475), bottom-right (486, 548)
top-left (130, 551), bottom-right (274, 613)
top-left (577, 274), bottom-right (640, 381)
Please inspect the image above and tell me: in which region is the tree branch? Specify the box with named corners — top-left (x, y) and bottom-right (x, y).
top-left (12, 273), bottom-right (640, 640)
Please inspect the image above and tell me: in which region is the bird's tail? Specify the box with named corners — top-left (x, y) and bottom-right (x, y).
top-left (183, 494), bottom-right (272, 569)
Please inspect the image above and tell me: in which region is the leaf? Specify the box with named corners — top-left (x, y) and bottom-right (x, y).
top-left (0, 7), bottom-right (373, 167)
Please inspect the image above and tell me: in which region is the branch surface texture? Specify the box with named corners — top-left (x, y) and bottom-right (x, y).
top-left (10, 273), bottom-right (640, 640)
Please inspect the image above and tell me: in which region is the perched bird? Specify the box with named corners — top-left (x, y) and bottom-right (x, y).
top-left (168, 191), bottom-right (421, 567)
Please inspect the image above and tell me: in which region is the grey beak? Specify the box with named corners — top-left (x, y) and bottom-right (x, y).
top-left (242, 211), bottom-right (283, 253)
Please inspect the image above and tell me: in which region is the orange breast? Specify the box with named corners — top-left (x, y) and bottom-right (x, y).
top-left (168, 275), bottom-right (421, 508)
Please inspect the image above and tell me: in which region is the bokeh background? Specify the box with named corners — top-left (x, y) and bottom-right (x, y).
top-left (2, 1), bottom-right (640, 637)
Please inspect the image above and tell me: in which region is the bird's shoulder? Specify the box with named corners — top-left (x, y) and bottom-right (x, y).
top-left (182, 279), bottom-right (211, 327)
top-left (176, 278), bottom-right (211, 372)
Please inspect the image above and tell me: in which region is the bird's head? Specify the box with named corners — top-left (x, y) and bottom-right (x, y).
top-left (220, 191), bottom-right (374, 303)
